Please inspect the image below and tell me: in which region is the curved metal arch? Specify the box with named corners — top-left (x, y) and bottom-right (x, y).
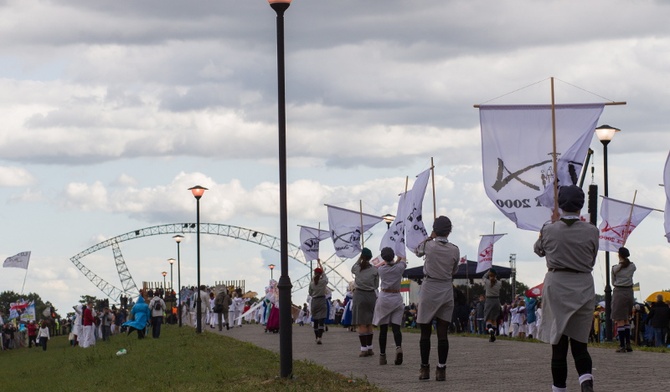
top-left (70, 223), bottom-right (349, 301)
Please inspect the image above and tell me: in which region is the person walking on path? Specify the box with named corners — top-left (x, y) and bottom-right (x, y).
top-left (37, 320), bottom-right (50, 351)
top-left (149, 293), bottom-right (166, 338)
top-left (415, 215), bottom-right (460, 382)
top-left (351, 247), bottom-right (379, 357)
top-left (372, 247), bottom-right (407, 365)
top-left (483, 268), bottom-right (502, 342)
top-left (214, 287), bottom-right (232, 331)
top-left (647, 294), bottom-right (670, 347)
top-left (26, 320), bottom-right (38, 348)
top-left (309, 259), bottom-right (329, 345)
top-left (611, 246), bottom-right (636, 352)
top-left (533, 185), bottom-right (598, 392)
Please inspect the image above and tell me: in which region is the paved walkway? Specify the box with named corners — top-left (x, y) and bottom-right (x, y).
top-left (216, 323), bottom-right (669, 391)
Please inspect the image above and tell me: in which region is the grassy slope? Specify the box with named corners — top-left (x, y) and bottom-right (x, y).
top-left (0, 326), bottom-right (381, 392)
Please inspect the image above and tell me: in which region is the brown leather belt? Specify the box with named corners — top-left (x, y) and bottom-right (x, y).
top-left (381, 288), bottom-right (400, 293)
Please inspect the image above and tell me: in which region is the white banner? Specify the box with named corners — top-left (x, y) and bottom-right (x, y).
top-left (598, 197), bottom-right (654, 252)
top-left (476, 234), bottom-right (505, 273)
top-left (298, 226), bottom-right (330, 262)
top-left (405, 168), bottom-right (431, 254)
top-left (665, 151), bottom-right (670, 243)
top-left (479, 104), bottom-right (604, 231)
top-left (326, 204), bottom-right (383, 258)
top-left (3, 251), bottom-right (31, 269)
top-left (380, 192), bottom-right (409, 258)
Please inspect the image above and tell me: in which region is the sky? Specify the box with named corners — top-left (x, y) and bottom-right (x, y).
top-left (1, 0), bottom-right (669, 315)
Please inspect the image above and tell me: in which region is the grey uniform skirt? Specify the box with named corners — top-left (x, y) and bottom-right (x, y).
top-left (484, 297), bottom-right (501, 322)
top-left (310, 296), bottom-right (328, 320)
top-left (611, 287), bottom-right (634, 321)
top-left (352, 289), bottom-right (376, 325)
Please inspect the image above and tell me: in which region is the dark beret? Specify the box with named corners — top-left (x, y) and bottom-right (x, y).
top-left (558, 185), bottom-right (585, 212)
top-left (361, 247), bottom-right (373, 259)
top-left (433, 216), bottom-right (452, 236)
top-left (380, 247), bottom-right (395, 262)
top-left (618, 247), bottom-right (630, 258)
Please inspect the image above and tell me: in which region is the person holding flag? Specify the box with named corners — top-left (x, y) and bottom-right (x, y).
top-left (483, 267), bottom-right (502, 342)
top-left (351, 247), bottom-right (379, 357)
top-left (533, 185), bottom-right (598, 392)
top-left (415, 216), bottom-right (460, 382)
top-left (611, 246), bottom-right (636, 353)
top-left (308, 259), bottom-right (328, 345)
top-left (372, 247), bottom-right (407, 366)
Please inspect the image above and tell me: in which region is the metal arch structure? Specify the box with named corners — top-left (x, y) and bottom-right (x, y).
top-left (70, 223), bottom-right (351, 302)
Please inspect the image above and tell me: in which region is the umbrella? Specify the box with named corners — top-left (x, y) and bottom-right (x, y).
top-left (525, 282), bottom-right (544, 298)
top-left (645, 291), bottom-right (670, 303)
top-left (242, 291), bottom-right (258, 299)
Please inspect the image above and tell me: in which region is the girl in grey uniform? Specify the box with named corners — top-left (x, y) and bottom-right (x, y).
top-left (611, 246), bottom-right (636, 352)
top-left (483, 268), bottom-right (502, 342)
top-left (309, 260), bottom-right (328, 345)
top-left (534, 185), bottom-right (598, 392)
top-left (351, 247), bottom-right (379, 357)
top-left (415, 216), bottom-right (460, 382)
top-left (372, 247), bottom-right (407, 365)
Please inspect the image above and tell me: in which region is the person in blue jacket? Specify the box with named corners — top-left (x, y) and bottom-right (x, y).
top-left (123, 295), bottom-right (150, 339)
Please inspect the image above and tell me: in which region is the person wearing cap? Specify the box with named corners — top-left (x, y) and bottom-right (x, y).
top-left (483, 267), bottom-right (502, 342)
top-left (351, 247), bottom-right (379, 357)
top-left (533, 185), bottom-right (598, 392)
top-left (611, 246), bottom-right (636, 352)
top-left (309, 259), bottom-right (328, 344)
top-left (415, 215), bottom-right (460, 382)
top-left (372, 247), bottom-right (407, 365)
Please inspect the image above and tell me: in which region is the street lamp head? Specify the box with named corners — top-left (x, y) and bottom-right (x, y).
top-left (162, 271), bottom-right (167, 277)
top-left (269, 0), bottom-right (291, 13)
top-left (168, 258), bottom-right (175, 265)
top-left (382, 214), bottom-right (396, 225)
top-left (595, 124), bottom-right (621, 144)
top-left (268, 0), bottom-right (292, 4)
top-left (172, 234), bottom-right (184, 243)
top-left (269, 264), bottom-right (276, 270)
top-left (188, 185), bottom-right (208, 199)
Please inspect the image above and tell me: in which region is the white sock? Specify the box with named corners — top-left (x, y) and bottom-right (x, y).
top-left (367, 344), bottom-right (373, 350)
top-left (579, 373), bottom-right (593, 384)
top-left (552, 386), bottom-right (567, 392)
top-left (437, 363), bottom-right (446, 368)
top-left (361, 347), bottom-right (367, 351)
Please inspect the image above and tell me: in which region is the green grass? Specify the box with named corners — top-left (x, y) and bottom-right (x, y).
top-left (0, 326), bottom-right (382, 392)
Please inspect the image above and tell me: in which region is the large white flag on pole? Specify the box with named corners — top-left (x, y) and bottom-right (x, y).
top-left (298, 226), bottom-right (331, 262)
top-left (479, 104), bottom-right (604, 231)
top-left (3, 251), bottom-right (31, 269)
top-left (326, 204), bottom-right (383, 258)
top-left (598, 197), bottom-right (654, 252)
top-left (476, 234), bottom-right (505, 273)
top-left (664, 151), bottom-right (670, 243)
top-left (405, 168), bottom-right (431, 254)
top-left (380, 192), bottom-right (409, 258)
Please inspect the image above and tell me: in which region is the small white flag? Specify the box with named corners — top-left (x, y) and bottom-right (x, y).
top-left (298, 226), bottom-right (330, 262)
top-left (380, 192), bottom-right (409, 258)
top-left (476, 235), bottom-right (505, 273)
top-left (599, 197), bottom-right (654, 252)
top-left (459, 255), bottom-right (468, 265)
top-left (3, 251), bottom-right (31, 269)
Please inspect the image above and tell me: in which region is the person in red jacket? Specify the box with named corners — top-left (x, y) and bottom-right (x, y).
top-left (80, 301), bottom-right (96, 348)
top-left (26, 320), bottom-right (38, 348)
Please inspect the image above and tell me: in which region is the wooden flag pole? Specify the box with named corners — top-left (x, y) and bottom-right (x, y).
top-left (405, 176), bottom-right (409, 193)
top-left (360, 200), bottom-right (365, 248)
top-left (622, 190), bottom-right (638, 246)
top-left (550, 77), bottom-right (560, 221)
top-left (431, 157), bottom-right (437, 220)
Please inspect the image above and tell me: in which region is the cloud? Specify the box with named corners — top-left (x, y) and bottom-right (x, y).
top-left (0, 166), bottom-right (35, 186)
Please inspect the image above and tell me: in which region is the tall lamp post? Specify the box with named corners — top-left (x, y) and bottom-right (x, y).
top-left (188, 185), bottom-right (207, 334)
top-left (168, 258), bottom-right (175, 293)
top-left (268, 0), bottom-right (293, 378)
top-left (382, 214), bottom-right (395, 229)
top-left (161, 271), bottom-right (167, 293)
top-left (172, 235), bottom-right (184, 327)
top-left (269, 264), bottom-right (276, 280)
top-left (595, 124), bottom-right (620, 342)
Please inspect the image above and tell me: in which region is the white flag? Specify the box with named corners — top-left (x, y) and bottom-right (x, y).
top-left (664, 151), bottom-right (670, 243)
top-left (299, 226), bottom-right (330, 262)
top-left (380, 192), bottom-right (409, 258)
top-left (476, 234), bottom-right (505, 273)
top-left (598, 197), bottom-right (654, 252)
top-left (326, 204), bottom-right (383, 258)
top-left (405, 169), bottom-right (431, 253)
top-left (3, 251), bottom-right (31, 269)
top-left (479, 104), bottom-right (604, 231)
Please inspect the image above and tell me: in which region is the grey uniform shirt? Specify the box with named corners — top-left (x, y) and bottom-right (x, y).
top-left (351, 263), bottom-right (379, 291)
top-left (612, 262), bottom-right (636, 286)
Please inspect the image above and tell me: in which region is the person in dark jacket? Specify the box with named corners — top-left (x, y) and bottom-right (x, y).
top-left (647, 295), bottom-right (670, 347)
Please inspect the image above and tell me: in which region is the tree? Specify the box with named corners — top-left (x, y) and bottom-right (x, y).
top-left (0, 290), bottom-right (58, 321)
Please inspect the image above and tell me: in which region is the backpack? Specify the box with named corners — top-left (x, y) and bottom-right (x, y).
top-left (154, 300), bottom-right (162, 311)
